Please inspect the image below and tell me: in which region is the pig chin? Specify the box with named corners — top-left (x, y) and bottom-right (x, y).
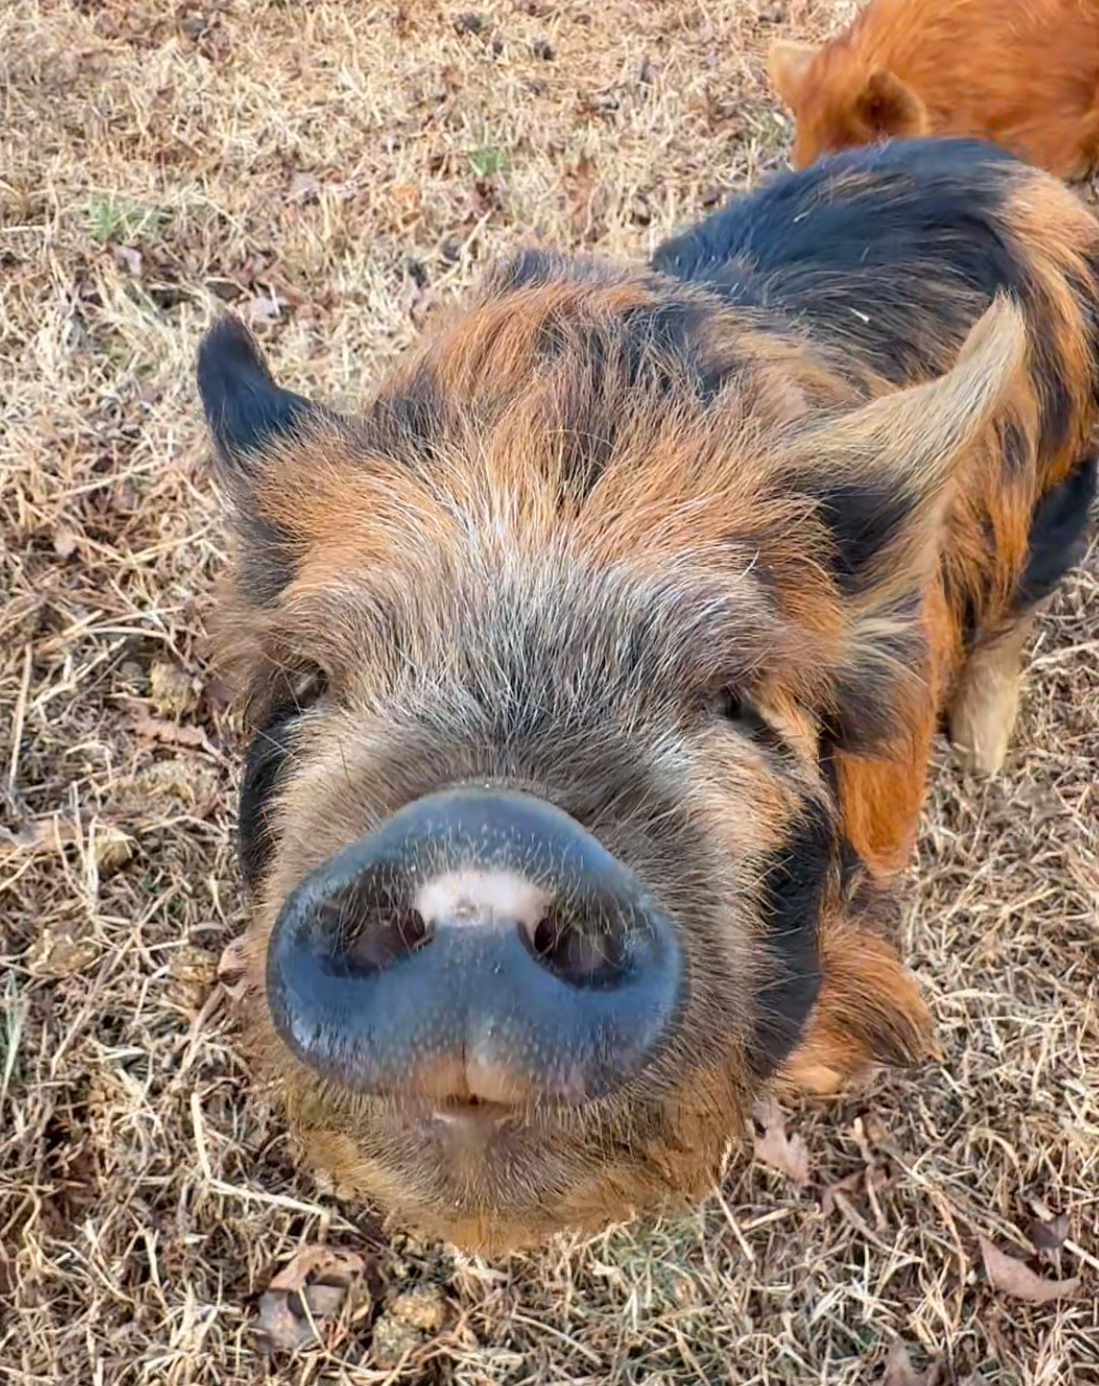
top-left (290, 1079), bottom-right (733, 1250)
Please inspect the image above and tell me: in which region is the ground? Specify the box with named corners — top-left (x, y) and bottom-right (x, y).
top-left (1, 0), bottom-right (1097, 1381)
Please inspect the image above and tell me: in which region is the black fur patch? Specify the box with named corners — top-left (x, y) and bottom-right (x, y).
top-left (652, 138), bottom-right (1029, 387)
top-left (1015, 456), bottom-right (1098, 610)
top-left (358, 362), bottom-right (451, 470)
top-left (537, 296), bottom-right (743, 497)
top-left (238, 712), bottom-right (299, 890)
top-left (234, 512), bottom-right (298, 609)
top-left (806, 478), bottom-right (924, 595)
top-left (748, 800), bottom-right (831, 1079)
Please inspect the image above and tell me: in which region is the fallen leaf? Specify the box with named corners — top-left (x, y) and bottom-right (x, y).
top-left (882, 1340), bottom-right (934, 1386)
top-left (134, 715), bottom-right (209, 749)
top-left (371, 1311), bottom-right (424, 1369)
top-left (111, 758), bottom-right (220, 818)
top-left (979, 1237), bottom-right (1080, 1303)
top-left (287, 171), bottom-right (321, 205)
top-left (111, 243), bottom-right (143, 276)
top-left (1028, 1211), bottom-right (1070, 1253)
top-left (167, 945), bottom-right (218, 1015)
top-left (217, 937), bottom-right (248, 1003)
top-left (820, 1168), bottom-right (863, 1215)
top-left (149, 660), bottom-right (197, 718)
top-left (27, 923), bottom-right (100, 979)
top-left (752, 1099), bottom-right (810, 1187)
top-left (254, 1246), bottom-right (365, 1354)
top-left (0, 817), bottom-right (79, 855)
top-left (389, 1284), bottom-right (447, 1332)
top-left (91, 823), bottom-right (134, 874)
top-left (52, 527), bottom-right (80, 558)
top-left (246, 293), bottom-right (286, 325)
top-left (0, 817), bottom-right (130, 872)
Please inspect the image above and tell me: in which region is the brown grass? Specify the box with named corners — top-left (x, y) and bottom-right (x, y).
top-left (1, 0), bottom-right (1096, 1381)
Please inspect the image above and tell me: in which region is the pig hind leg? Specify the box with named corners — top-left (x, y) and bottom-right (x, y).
top-left (948, 456), bottom-right (1097, 774)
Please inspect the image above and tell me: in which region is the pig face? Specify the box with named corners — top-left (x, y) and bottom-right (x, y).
top-left (198, 258), bottom-right (1021, 1248)
top-left (768, 41), bottom-right (930, 168)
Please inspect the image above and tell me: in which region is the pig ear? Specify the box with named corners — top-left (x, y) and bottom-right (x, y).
top-left (854, 68), bottom-right (929, 139)
top-left (795, 294), bottom-right (1026, 594)
top-left (768, 40), bottom-right (817, 103)
top-left (196, 316), bottom-right (319, 478)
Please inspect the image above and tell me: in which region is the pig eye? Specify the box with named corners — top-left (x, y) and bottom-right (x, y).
top-left (716, 689), bottom-right (789, 757)
top-left (271, 662), bottom-right (329, 719)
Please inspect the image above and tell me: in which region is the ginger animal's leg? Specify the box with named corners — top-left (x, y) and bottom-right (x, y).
top-left (947, 610), bottom-right (1038, 775)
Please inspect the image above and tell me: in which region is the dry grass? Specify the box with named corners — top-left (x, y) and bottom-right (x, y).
top-left (1, 0), bottom-right (1097, 1381)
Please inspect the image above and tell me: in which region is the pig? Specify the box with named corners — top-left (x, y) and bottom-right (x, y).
top-left (197, 137), bottom-right (1098, 1252)
top-left (768, 0), bottom-right (1099, 179)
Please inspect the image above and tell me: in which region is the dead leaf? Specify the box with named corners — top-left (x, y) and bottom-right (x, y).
top-left (1028, 1211), bottom-right (1070, 1253)
top-left (27, 923), bottom-right (100, 979)
top-left (0, 817), bottom-right (130, 872)
top-left (217, 936), bottom-right (248, 1003)
top-left (287, 171), bottom-right (321, 205)
top-left (52, 527), bottom-right (80, 558)
top-left (254, 1246), bottom-right (365, 1354)
top-left (979, 1237), bottom-right (1080, 1303)
top-left (389, 1284), bottom-right (447, 1332)
top-left (0, 817), bottom-right (79, 856)
top-left (111, 758), bottom-right (220, 819)
top-left (134, 715), bottom-right (209, 749)
top-left (371, 1311), bottom-right (423, 1369)
top-left (820, 1168), bottom-right (863, 1215)
top-left (752, 1099), bottom-right (810, 1187)
top-left (246, 293), bottom-right (286, 325)
top-left (91, 824), bottom-right (134, 874)
top-left (111, 243), bottom-right (143, 276)
top-left (167, 945), bottom-right (218, 1015)
top-left (882, 1340), bottom-right (928, 1386)
top-left (149, 661), bottom-right (197, 718)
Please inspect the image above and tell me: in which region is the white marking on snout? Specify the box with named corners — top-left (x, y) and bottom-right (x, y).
top-left (414, 870), bottom-right (550, 931)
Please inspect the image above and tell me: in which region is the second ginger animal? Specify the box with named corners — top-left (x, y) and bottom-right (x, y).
top-left (770, 0), bottom-right (1099, 179)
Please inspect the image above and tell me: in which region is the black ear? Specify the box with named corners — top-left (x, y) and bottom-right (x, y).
top-left (196, 316), bottom-right (315, 474)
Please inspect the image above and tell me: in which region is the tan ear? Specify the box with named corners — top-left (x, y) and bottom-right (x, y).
top-left (768, 39), bottom-right (818, 104)
top-left (774, 911), bottom-right (941, 1097)
top-left (856, 68), bottom-right (930, 138)
top-left (792, 294), bottom-right (1027, 593)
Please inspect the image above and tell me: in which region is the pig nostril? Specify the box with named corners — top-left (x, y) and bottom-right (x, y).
top-left (523, 909), bottom-right (624, 989)
top-left (337, 903), bottom-right (430, 976)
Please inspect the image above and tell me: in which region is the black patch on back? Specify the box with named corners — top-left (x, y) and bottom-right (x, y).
top-left (652, 138), bottom-right (1029, 386)
top-left (1015, 456), bottom-right (1098, 610)
top-left (748, 799), bottom-right (831, 1079)
top-left (238, 712), bottom-right (300, 890)
top-left (486, 247), bottom-right (606, 294)
top-left (197, 316), bottom-right (315, 471)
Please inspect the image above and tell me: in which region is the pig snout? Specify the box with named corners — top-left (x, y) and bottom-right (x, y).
top-left (266, 787), bottom-right (684, 1107)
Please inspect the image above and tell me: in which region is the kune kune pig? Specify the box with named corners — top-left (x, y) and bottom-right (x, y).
top-left (197, 137), bottom-right (1098, 1251)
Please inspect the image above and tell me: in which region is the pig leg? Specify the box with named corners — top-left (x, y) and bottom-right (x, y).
top-left (947, 610), bottom-right (1038, 775)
